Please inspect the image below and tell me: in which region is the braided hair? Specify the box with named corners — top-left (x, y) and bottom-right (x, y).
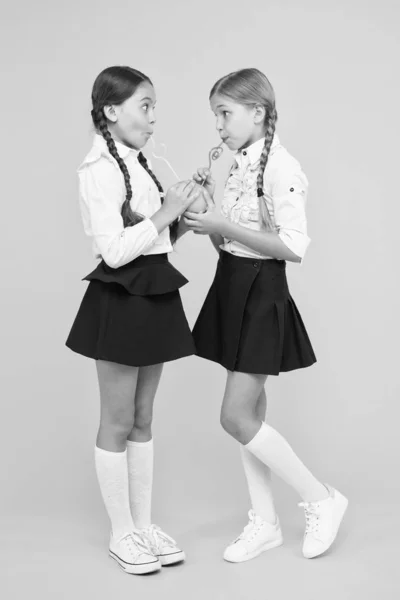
top-left (256, 106), bottom-right (278, 230)
top-left (91, 105), bottom-right (141, 227)
top-left (91, 66), bottom-right (178, 241)
top-left (210, 68), bottom-right (278, 229)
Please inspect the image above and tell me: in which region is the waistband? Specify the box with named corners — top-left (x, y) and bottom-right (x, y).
top-left (219, 249), bottom-right (286, 269)
top-left (82, 253), bottom-right (187, 296)
top-left (100, 253), bottom-right (169, 273)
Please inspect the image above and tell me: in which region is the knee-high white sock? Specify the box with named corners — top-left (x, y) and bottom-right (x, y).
top-left (94, 446), bottom-right (135, 539)
top-left (127, 439), bottom-right (153, 529)
top-left (240, 444), bottom-right (277, 524)
top-left (245, 423), bottom-right (329, 503)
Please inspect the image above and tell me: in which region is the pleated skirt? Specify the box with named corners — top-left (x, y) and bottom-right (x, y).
top-left (192, 250), bottom-right (316, 375)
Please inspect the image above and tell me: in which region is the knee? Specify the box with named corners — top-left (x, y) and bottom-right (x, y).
top-left (220, 408), bottom-right (242, 438)
top-left (100, 408), bottom-right (135, 440)
top-left (133, 408), bottom-right (153, 432)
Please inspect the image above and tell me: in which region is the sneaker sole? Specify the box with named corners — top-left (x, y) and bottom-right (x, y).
top-left (223, 536), bottom-right (284, 563)
top-left (304, 492), bottom-right (349, 559)
top-left (159, 550), bottom-right (186, 566)
top-left (109, 550), bottom-right (161, 575)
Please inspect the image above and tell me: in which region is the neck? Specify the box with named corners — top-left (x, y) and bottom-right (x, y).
top-left (240, 132), bottom-right (266, 151)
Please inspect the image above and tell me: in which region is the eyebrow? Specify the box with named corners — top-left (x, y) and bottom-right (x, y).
top-left (215, 104), bottom-right (229, 109)
top-left (140, 96), bottom-right (155, 103)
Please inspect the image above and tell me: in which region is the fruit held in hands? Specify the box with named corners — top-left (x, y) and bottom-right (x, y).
top-left (185, 184), bottom-right (208, 213)
top-left (187, 194), bottom-right (207, 213)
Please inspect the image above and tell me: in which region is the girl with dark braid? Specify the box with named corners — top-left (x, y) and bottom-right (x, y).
top-left (66, 66), bottom-right (210, 575)
top-left (185, 68), bottom-right (347, 563)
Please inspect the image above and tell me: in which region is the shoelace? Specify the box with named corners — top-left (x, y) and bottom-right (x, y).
top-left (144, 525), bottom-right (178, 552)
top-left (233, 510), bottom-right (264, 544)
top-left (298, 503), bottom-right (321, 534)
top-left (119, 531), bottom-right (150, 556)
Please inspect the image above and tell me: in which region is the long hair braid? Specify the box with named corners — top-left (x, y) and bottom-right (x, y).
top-left (256, 107), bottom-right (278, 230)
top-left (138, 152), bottom-right (179, 244)
top-left (91, 107), bottom-right (144, 228)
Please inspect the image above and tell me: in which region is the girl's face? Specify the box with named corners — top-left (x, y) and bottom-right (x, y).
top-left (108, 82), bottom-right (156, 150)
top-left (210, 93), bottom-right (265, 151)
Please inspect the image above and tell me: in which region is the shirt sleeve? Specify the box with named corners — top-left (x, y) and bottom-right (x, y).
top-left (78, 159), bottom-right (159, 268)
top-left (270, 160), bottom-right (311, 261)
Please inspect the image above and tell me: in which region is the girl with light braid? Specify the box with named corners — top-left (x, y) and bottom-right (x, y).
top-left (66, 66), bottom-right (211, 575)
top-left (185, 68), bottom-right (348, 562)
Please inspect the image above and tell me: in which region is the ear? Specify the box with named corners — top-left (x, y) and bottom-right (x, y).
top-left (103, 105), bottom-right (118, 123)
top-left (253, 104), bottom-right (266, 124)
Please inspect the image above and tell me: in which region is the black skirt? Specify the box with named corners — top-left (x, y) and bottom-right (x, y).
top-left (192, 250), bottom-right (316, 375)
top-left (65, 254), bottom-right (195, 367)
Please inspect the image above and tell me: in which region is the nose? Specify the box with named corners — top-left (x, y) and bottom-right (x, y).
top-left (215, 116), bottom-right (224, 132)
top-left (149, 107), bottom-right (156, 124)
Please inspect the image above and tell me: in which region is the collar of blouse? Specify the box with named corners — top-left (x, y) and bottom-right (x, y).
top-left (79, 134), bottom-right (140, 170)
top-left (234, 133), bottom-right (281, 171)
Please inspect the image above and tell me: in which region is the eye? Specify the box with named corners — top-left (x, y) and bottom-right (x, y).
top-left (223, 111), bottom-right (230, 117)
top-left (142, 104), bottom-right (149, 112)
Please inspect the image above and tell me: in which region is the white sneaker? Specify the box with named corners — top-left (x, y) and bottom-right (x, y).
top-left (223, 510), bottom-right (283, 563)
top-left (141, 524), bottom-right (186, 566)
top-left (299, 484), bottom-right (348, 559)
top-left (109, 531), bottom-right (161, 575)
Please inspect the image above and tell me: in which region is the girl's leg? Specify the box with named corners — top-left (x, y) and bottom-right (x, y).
top-left (220, 371), bottom-right (267, 444)
top-left (221, 371), bottom-right (347, 560)
top-left (255, 386), bottom-right (267, 420)
top-left (126, 363), bottom-right (185, 565)
top-left (96, 359), bottom-right (138, 452)
top-left (94, 360), bottom-right (160, 574)
top-left (95, 359), bottom-right (138, 539)
top-left (221, 371), bottom-right (328, 503)
top-left (221, 374), bottom-right (282, 562)
top-left (240, 387), bottom-right (277, 523)
top-left (127, 363), bottom-right (164, 529)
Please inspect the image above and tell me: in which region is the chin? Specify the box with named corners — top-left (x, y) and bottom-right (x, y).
top-left (136, 137), bottom-right (148, 149)
top-left (224, 140), bottom-right (237, 151)
top-left (121, 137), bottom-right (143, 151)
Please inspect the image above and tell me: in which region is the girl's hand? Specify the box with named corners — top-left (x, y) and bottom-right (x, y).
top-left (184, 206), bottom-right (226, 236)
top-left (164, 180), bottom-right (202, 218)
top-left (192, 167), bottom-right (216, 198)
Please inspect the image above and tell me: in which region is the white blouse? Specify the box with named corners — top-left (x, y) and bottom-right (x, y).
top-left (220, 134), bottom-right (311, 261)
top-left (77, 134), bottom-right (173, 269)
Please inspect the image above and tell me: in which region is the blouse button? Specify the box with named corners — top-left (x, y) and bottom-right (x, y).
top-left (243, 150), bottom-right (247, 156)
top-left (290, 187), bottom-right (294, 192)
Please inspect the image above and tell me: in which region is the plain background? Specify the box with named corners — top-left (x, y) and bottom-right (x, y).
top-left (1, 0), bottom-right (399, 598)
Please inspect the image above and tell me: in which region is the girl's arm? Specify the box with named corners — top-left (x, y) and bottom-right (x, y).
top-left (80, 161), bottom-right (160, 269)
top-left (80, 161), bottom-right (198, 268)
top-left (174, 219), bottom-right (222, 252)
top-left (185, 162), bottom-right (310, 263)
top-left (218, 221), bottom-right (301, 262)
top-left (219, 162), bottom-right (310, 262)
